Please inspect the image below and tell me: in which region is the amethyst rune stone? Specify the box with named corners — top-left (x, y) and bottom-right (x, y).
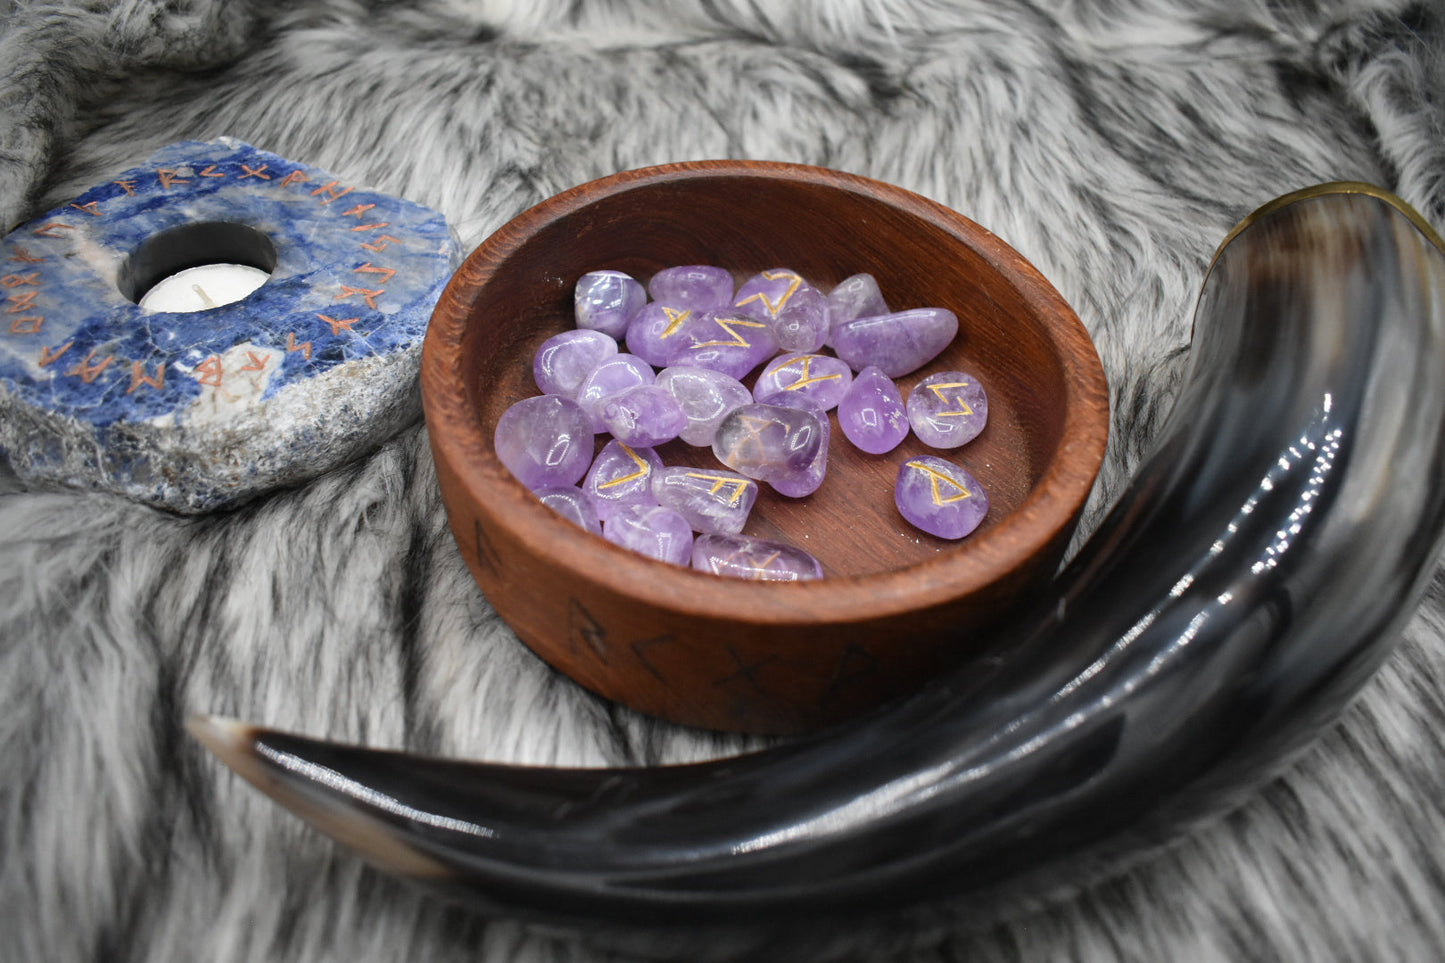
top-left (648, 265), bottom-right (734, 310)
top-left (574, 270), bottom-right (646, 338)
top-left (532, 328), bottom-right (618, 399)
top-left (826, 273), bottom-right (889, 343)
top-left (652, 466), bottom-right (758, 535)
top-left (832, 307), bottom-right (959, 377)
top-left (655, 365), bottom-right (752, 446)
top-left (895, 454), bottom-right (989, 539)
top-left (680, 310), bottom-right (781, 379)
top-left (692, 533), bottom-right (824, 581)
top-left (767, 404), bottom-right (829, 498)
top-left (535, 486), bottom-right (602, 535)
top-left (494, 394), bottom-right (593, 491)
top-left (712, 403), bottom-right (827, 489)
top-left (906, 370), bottom-right (988, 448)
top-left (624, 301), bottom-right (695, 367)
top-left (604, 504), bottom-right (694, 566)
top-left (583, 439), bottom-right (662, 523)
top-left (628, 305), bottom-right (778, 380)
top-left (575, 353), bottom-right (655, 431)
top-left (753, 352), bottom-right (853, 411)
top-left (599, 384), bottom-right (688, 447)
top-left (838, 365), bottom-right (909, 454)
top-left (734, 268), bottom-right (829, 353)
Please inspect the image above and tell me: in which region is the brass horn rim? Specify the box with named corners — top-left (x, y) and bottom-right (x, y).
top-left (1212, 181), bottom-right (1445, 266)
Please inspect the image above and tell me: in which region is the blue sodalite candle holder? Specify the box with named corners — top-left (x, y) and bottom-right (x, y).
top-left (0, 137), bottom-right (458, 512)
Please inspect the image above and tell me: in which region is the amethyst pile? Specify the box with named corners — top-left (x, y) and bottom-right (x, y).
top-left (495, 265), bottom-right (995, 578)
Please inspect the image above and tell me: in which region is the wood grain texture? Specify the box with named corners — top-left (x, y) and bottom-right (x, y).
top-left (422, 160), bottom-right (1109, 733)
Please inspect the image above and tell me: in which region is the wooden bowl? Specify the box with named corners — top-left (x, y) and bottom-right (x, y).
top-left (422, 161), bottom-right (1109, 735)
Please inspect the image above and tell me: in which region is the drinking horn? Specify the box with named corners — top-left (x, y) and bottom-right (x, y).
top-left (190, 184), bottom-right (1445, 940)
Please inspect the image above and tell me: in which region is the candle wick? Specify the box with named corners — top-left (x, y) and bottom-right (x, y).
top-left (192, 283), bottom-right (217, 309)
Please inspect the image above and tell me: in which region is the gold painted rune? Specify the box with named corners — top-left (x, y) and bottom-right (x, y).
top-left (683, 472), bottom-right (751, 506)
top-left (354, 262), bottom-right (397, 284)
top-left (286, 331), bottom-right (313, 360)
top-left (67, 350), bottom-right (114, 384)
top-left (317, 313), bottom-right (359, 336)
top-left (737, 413), bottom-right (783, 445)
top-left (596, 443), bottom-right (651, 490)
top-left (336, 285), bottom-right (384, 310)
top-left (927, 381), bottom-right (975, 417)
top-left (311, 181), bottom-right (354, 204)
top-left (359, 234), bottom-right (403, 252)
top-left (660, 306), bottom-right (691, 338)
top-left (734, 269), bottom-right (802, 318)
top-left (37, 341), bottom-right (73, 367)
top-left (906, 460), bottom-right (973, 505)
top-left (777, 354), bottom-right (842, 391)
top-left (127, 361), bottom-right (165, 394)
top-left (6, 290), bottom-right (39, 313)
top-left (693, 314), bottom-right (766, 350)
top-left (728, 413), bottom-right (784, 466)
top-left (196, 355), bottom-right (225, 387)
top-left (727, 546), bottom-right (784, 577)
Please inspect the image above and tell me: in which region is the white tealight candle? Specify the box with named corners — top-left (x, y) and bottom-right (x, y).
top-left (138, 263), bottom-right (270, 313)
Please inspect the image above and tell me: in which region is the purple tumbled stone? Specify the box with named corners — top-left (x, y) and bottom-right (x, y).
top-left (532, 328), bottom-right (619, 399)
top-left (766, 404), bottom-right (829, 498)
top-left (627, 304), bottom-right (778, 379)
top-left (535, 486), bottom-right (602, 535)
top-left (494, 394), bottom-right (593, 491)
top-left (895, 455), bottom-right (988, 539)
top-left (582, 439), bottom-right (662, 523)
top-left (753, 352), bottom-right (853, 412)
top-left (734, 268), bottom-right (829, 353)
top-left (604, 504), bottom-right (694, 566)
top-left (832, 307), bottom-right (959, 377)
top-left (575, 353), bottom-right (655, 431)
top-left (652, 466), bottom-right (758, 535)
top-left (574, 270), bottom-right (647, 338)
top-left (650, 309), bottom-right (780, 380)
top-left (625, 301), bottom-right (698, 367)
top-left (648, 265), bottom-right (734, 310)
top-left (838, 365), bottom-right (909, 454)
top-left (825, 274), bottom-right (889, 344)
top-left (599, 384), bottom-right (688, 447)
top-left (684, 309), bottom-right (781, 379)
top-left (906, 370), bottom-right (988, 448)
top-left (655, 365), bottom-right (752, 446)
top-left (691, 533), bottom-right (824, 581)
top-left (712, 403), bottom-right (827, 485)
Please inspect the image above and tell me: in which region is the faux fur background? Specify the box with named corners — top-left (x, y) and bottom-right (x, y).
top-left (2, 1), bottom-right (1444, 960)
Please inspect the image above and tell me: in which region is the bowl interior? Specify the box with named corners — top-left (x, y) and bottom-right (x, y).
top-left (455, 167), bottom-right (1090, 591)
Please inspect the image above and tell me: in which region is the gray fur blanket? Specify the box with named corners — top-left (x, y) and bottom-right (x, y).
top-left (3, 1), bottom-right (1444, 960)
